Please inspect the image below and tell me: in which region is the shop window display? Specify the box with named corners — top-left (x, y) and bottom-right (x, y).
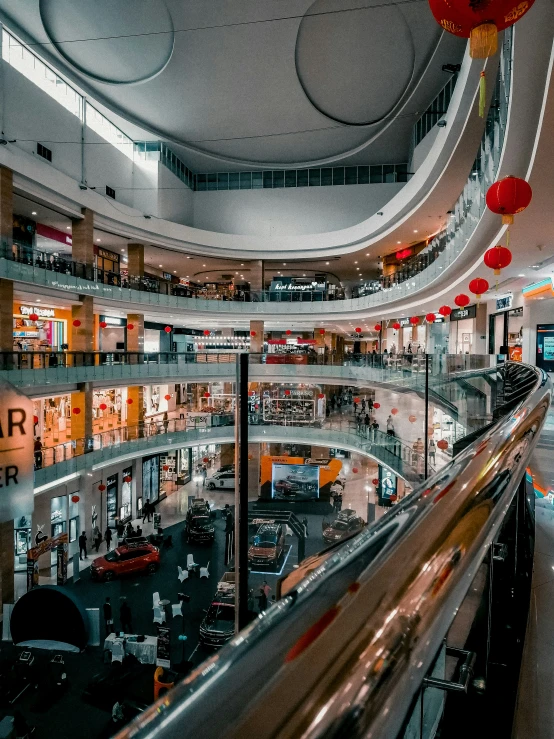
top-left (106, 474), bottom-right (118, 528)
top-left (120, 467), bottom-right (132, 522)
top-left (14, 514), bottom-right (32, 569)
top-left (34, 395), bottom-right (71, 446)
top-left (142, 455), bottom-right (160, 505)
top-left (13, 305), bottom-right (67, 352)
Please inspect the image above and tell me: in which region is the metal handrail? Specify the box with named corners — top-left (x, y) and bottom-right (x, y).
top-left (116, 362), bottom-right (550, 739)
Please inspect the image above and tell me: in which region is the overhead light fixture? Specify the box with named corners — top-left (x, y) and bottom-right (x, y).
top-left (97, 239), bottom-right (101, 242)
top-left (31, 211), bottom-right (37, 215)
top-left (414, 230), bottom-right (418, 233)
top-left (326, 261), bottom-right (329, 265)
top-left (66, 226), bottom-right (70, 230)
top-left (159, 264), bottom-right (163, 268)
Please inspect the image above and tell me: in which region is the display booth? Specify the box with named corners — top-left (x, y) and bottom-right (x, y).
top-left (13, 304), bottom-right (69, 352)
top-left (258, 455), bottom-right (342, 510)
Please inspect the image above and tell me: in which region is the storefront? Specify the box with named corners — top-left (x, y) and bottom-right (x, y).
top-left (120, 467), bottom-right (132, 523)
top-left (431, 407), bottom-right (464, 454)
top-left (94, 245), bottom-right (120, 285)
top-left (387, 317), bottom-right (426, 354)
top-left (33, 394), bottom-right (71, 445)
top-left (13, 304), bottom-right (69, 351)
top-left (141, 455), bottom-right (160, 512)
top-left (106, 474), bottom-right (118, 528)
top-left (160, 448), bottom-right (192, 487)
top-left (488, 294), bottom-right (523, 359)
top-left (14, 514), bottom-right (32, 572)
top-left (449, 304), bottom-right (477, 354)
top-left (192, 444), bottom-right (220, 474)
top-left (426, 316), bottom-right (448, 354)
top-left (268, 276), bottom-right (326, 302)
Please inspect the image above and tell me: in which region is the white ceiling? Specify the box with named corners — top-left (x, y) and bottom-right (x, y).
top-left (0, 0), bottom-right (465, 170)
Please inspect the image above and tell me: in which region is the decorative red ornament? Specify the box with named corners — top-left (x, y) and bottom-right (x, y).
top-left (124, 476), bottom-right (132, 484)
top-left (373, 402), bottom-right (380, 409)
top-left (425, 313), bottom-right (436, 323)
top-left (164, 326), bottom-right (172, 333)
top-left (98, 484), bottom-right (106, 492)
top-left (162, 465), bottom-right (169, 472)
top-left (72, 407), bottom-right (81, 415)
top-left (319, 329), bottom-right (325, 335)
top-left (248, 391), bottom-right (255, 397)
top-left (99, 403), bottom-right (107, 411)
top-left (286, 330), bottom-right (292, 335)
top-left (33, 415), bottom-right (38, 425)
top-left (250, 331), bottom-right (256, 337)
top-left (355, 327), bottom-right (362, 333)
top-left (392, 322), bottom-right (401, 331)
top-left (284, 389), bottom-right (291, 396)
top-left (99, 321), bottom-right (107, 329)
top-left (72, 319), bottom-right (81, 327)
top-left (126, 398), bottom-right (133, 405)
top-left (454, 294), bottom-right (470, 308)
top-left (438, 305), bottom-right (452, 317)
top-left (409, 316), bottom-right (419, 325)
top-left (203, 330), bottom-right (210, 336)
top-left (484, 245), bottom-right (512, 275)
top-left (354, 397), bottom-right (360, 404)
top-left (318, 393), bottom-right (325, 399)
top-left (71, 495), bottom-right (80, 503)
top-left (427, 0), bottom-right (535, 59)
top-left (203, 457), bottom-right (209, 464)
top-left (352, 467), bottom-right (359, 474)
top-left (409, 415), bottom-right (417, 423)
top-left (437, 439), bottom-right (449, 451)
top-left (372, 478), bottom-right (379, 486)
top-left (204, 391), bottom-right (211, 398)
top-left (29, 313), bottom-right (39, 322)
top-left (391, 408), bottom-right (398, 415)
top-left (164, 394), bottom-right (171, 401)
top-left (469, 277), bottom-right (489, 299)
top-left (127, 323), bottom-right (134, 330)
top-left (486, 176), bottom-right (533, 224)
top-left (374, 324), bottom-right (382, 332)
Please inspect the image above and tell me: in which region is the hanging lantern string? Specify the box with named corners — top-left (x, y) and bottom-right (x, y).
top-left (479, 70), bottom-right (486, 118)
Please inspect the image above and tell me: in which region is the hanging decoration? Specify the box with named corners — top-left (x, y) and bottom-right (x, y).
top-left (71, 495), bottom-right (80, 503)
top-left (99, 321), bottom-right (107, 329)
top-left (203, 457), bottom-right (209, 463)
top-left (437, 439), bottom-right (449, 450)
top-left (352, 467), bottom-right (359, 474)
top-left (164, 394), bottom-right (171, 401)
top-left (72, 319), bottom-right (81, 327)
top-left (29, 313), bottom-right (39, 322)
top-left (409, 316), bottom-right (420, 325)
top-left (72, 407), bottom-right (81, 415)
top-left (33, 415), bottom-right (39, 425)
top-left (392, 322), bottom-right (401, 330)
top-left (162, 465), bottom-right (169, 472)
top-left (454, 294), bottom-right (470, 308)
top-left (319, 329), bottom-right (325, 335)
top-left (284, 389), bottom-right (291, 396)
top-left (98, 484), bottom-right (106, 492)
top-left (248, 453), bottom-right (253, 460)
top-left (374, 324), bottom-right (382, 332)
top-left (484, 245), bottom-right (512, 275)
top-left (469, 277), bottom-right (489, 299)
top-left (354, 397), bottom-right (360, 404)
top-left (355, 327), bottom-right (362, 334)
top-left (286, 330), bottom-right (292, 336)
top-left (204, 391), bottom-right (211, 398)
top-left (127, 323), bottom-right (134, 330)
top-left (250, 331), bottom-right (256, 337)
top-left (203, 330), bottom-right (210, 336)
top-left (248, 391), bottom-right (255, 397)
top-left (124, 476), bottom-right (132, 484)
top-left (373, 402), bottom-right (380, 409)
top-left (127, 398), bottom-right (133, 405)
top-left (372, 478), bottom-right (379, 486)
top-left (391, 408), bottom-right (398, 415)
top-left (409, 415), bottom-right (417, 423)
top-left (318, 393), bottom-right (325, 399)
top-left (438, 305), bottom-right (452, 317)
top-left (99, 403), bottom-right (107, 411)
top-left (486, 176), bottom-right (532, 224)
top-left (164, 326), bottom-right (172, 333)
top-left (425, 313), bottom-right (436, 323)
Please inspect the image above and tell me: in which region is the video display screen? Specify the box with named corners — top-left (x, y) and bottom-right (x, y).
top-left (271, 463), bottom-right (319, 500)
top-left (378, 467), bottom-right (397, 507)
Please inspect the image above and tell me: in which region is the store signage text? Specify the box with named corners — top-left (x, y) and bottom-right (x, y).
top-left (273, 282), bottom-right (325, 292)
top-left (496, 294), bottom-right (513, 311)
top-left (450, 305), bottom-right (477, 321)
top-left (101, 316), bottom-right (123, 326)
top-left (20, 306), bottom-right (55, 318)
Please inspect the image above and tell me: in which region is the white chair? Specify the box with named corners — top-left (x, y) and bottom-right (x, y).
top-left (178, 565), bottom-right (189, 583)
top-left (153, 591), bottom-right (161, 608)
top-left (171, 602), bottom-right (183, 618)
top-left (187, 554), bottom-right (198, 571)
top-left (200, 561), bottom-right (210, 579)
top-left (153, 606), bottom-right (166, 625)
top-left (111, 640), bottom-right (125, 663)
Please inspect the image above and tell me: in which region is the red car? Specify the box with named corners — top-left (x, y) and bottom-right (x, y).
top-left (91, 542), bottom-right (160, 581)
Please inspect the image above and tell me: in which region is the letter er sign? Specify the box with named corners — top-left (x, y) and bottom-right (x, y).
top-left (0, 379), bottom-right (34, 522)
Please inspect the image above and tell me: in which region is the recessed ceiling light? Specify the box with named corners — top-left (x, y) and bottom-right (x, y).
top-left (303, 273), bottom-right (306, 276)
top-left (66, 226), bottom-right (70, 230)
top-left (173, 270), bottom-right (177, 273)
top-left (121, 249), bottom-right (125, 253)
top-left (159, 264), bottom-right (163, 267)
top-left (414, 230), bottom-right (418, 233)
top-left (241, 263), bottom-right (244, 266)
top-left (96, 239), bottom-right (101, 242)
top-left (354, 261), bottom-right (358, 264)
top-left (31, 211), bottom-right (37, 215)
top-left (203, 264), bottom-right (206, 267)
top-left (325, 262), bottom-right (329, 265)
top-left (236, 272), bottom-right (239, 274)
top-left (518, 273), bottom-right (525, 277)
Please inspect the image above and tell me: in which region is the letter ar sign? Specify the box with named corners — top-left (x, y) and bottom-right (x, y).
top-left (0, 379), bottom-right (34, 523)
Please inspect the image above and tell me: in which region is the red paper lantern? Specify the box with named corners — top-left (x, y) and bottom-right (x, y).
top-left (164, 394), bottom-right (171, 401)
top-left (409, 415), bottom-right (417, 423)
top-left (373, 402), bottom-right (380, 409)
top-left (354, 397), bottom-right (360, 404)
top-left (71, 495), bottom-right (80, 503)
top-left (99, 403), bottom-right (107, 411)
top-left (438, 305), bottom-right (452, 317)
top-left (98, 484), bottom-right (106, 492)
top-left (319, 329), bottom-right (325, 335)
top-left (427, 0), bottom-right (534, 59)
top-left (162, 465), bottom-right (169, 472)
top-left (355, 327), bottom-right (362, 333)
top-left (164, 326), bottom-right (172, 333)
top-left (72, 407), bottom-right (81, 415)
top-left (284, 389), bottom-right (291, 396)
top-left (250, 330), bottom-right (256, 337)
top-left (204, 391), bottom-right (211, 398)
top-left (372, 478), bottom-right (379, 486)
top-left (203, 457), bottom-right (209, 463)
top-left (126, 398), bottom-right (133, 405)
top-left (29, 313), bottom-right (39, 322)
top-left (318, 393), bottom-right (325, 399)
top-left (286, 330), bottom-right (292, 335)
top-left (248, 391), bottom-right (255, 397)
top-left (391, 408), bottom-right (398, 415)
top-left (409, 316), bottom-right (419, 325)
top-left (99, 321), bottom-right (107, 329)
top-left (127, 323), bottom-right (134, 330)
top-left (486, 176), bottom-right (533, 224)
top-left (374, 324), bottom-right (382, 332)
top-left (352, 467), bottom-right (359, 474)
top-left (469, 277), bottom-right (489, 299)
top-left (437, 439), bottom-right (449, 451)
top-left (203, 329), bottom-right (210, 336)
top-left (425, 313), bottom-right (436, 323)
top-left (72, 319), bottom-right (81, 327)
top-left (124, 476), bottom-right (132, 484)
top-left (454, 294), bottom-right (470, 308)
top-left (33, 415), bottom-right (38, 425)
top-left (392, 322), bottom-right (401, 330)
top-left (484, 245), bottom-right (512, 275)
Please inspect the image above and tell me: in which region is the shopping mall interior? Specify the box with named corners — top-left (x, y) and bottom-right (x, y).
top-left (0, 1), bottom-right (552, 737)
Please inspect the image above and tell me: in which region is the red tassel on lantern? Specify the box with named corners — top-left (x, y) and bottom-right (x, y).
top-left (484, 245), bottom-right (512, 275)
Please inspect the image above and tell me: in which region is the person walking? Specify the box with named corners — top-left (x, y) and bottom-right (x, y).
top-left (78, 531), bottom-right (87, 560)
top-left (367, 397), bottom-right (374, 413)
top-left (364, 413), bottom-right (371, 438)
top-left (386, 415), bottom-right (395, 436)
top-left (361, 398), bottom-right (366, 414)
top-left (105, 527), bottom-right (113, 551)
top-left (262, 580), bottom-right (271, 600)
top-left (257, 587), bottom-right (268, 613)
top-left (120, 598), bottom-right (132, 634)
top-left (353, 399), bottom-right (358, 415)
top-left (103, 597), bottom-right (113, 635)
top-left (428, 438), bottom-right (436, 465)
top-left (93, 525), bottom-right (102, 553)
top-left (372, 419), bottom-right (380, 442)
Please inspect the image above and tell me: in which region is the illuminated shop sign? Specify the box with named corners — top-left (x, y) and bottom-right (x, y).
top-left (273, 282), bottom-right (325, 292)
top-left (450, 305), bottom-right (477, 321)
top-left (19, 306), bottom-right (55, 318)
top-left (496, 294), bottom-right (513, 311)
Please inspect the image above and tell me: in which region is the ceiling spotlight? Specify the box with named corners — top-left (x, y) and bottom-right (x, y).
top-left (414, 230), bottom-right (418, 233)
top-left (121, 249), bottom-right (125, 253)
top-left (354, 261), bottom-right (358, 264)
top-left (31, 211), bottom-right (37, 215)
top-left (283, 262), bottom-right (287, 266)
top-left (203, 264), bottom-right (206, 267)
top-left (397, 241), bottom-right (401, 244)
top-left (325, 261), bottom-right (329, 265)
top-left (96, 239), bottom-right (101, 242)
top-left (66, 226), bottom-right (70, 230)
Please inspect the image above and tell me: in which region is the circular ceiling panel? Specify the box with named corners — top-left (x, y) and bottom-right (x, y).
top-left (39, 0), bottom-right (174, 84)
top-left (296, 0), bottom-right (415, 125)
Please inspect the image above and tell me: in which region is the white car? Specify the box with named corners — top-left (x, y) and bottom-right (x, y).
top-left (207, 470), bottom-right (235, 490)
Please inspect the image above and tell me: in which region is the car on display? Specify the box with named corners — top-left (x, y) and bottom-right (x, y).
top-left (90, 542), bottom-right (160, 581)
top-left (185, 512), bottom-right (215, 544)
top-left (274, 479), bottom-right (299, 496)
top-left (248, 523), bottom-right (286, 567)
top-left (322, 509), bottom-right (365, 544)
top-left (199, 589), bottom-right (236, 648)
top-left (207, 470), bottom-right (235, 490)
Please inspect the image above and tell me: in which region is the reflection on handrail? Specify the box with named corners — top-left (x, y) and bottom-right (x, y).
top-left (116, 362), bottom-right (550, 739)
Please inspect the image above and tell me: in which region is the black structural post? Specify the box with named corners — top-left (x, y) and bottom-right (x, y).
top-left (235, 352), bottom-right (250, 631)
top-left (424, 353), bottom-right (429, 479)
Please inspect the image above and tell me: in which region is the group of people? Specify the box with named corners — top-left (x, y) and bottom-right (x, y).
top-left (103, 596), bottom-right (133, 635)
top-left (248, 580), bottom-right (274, 614)
top-left (78, 518), bottom-right (150, 560)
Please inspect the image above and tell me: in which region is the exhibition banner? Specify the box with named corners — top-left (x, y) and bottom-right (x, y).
top-left (156, 624), bottom-right (171, 668)
top-left (0, 378), bottom-right (34, 523)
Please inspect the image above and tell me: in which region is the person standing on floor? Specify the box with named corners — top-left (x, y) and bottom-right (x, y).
top-left (78, 531), bottom-right (87, 560)
top-left (103, 596), bottom-right (113, 635)
top-left (93, 526), bottom-right (102, 553)
top-left (428, 438), bottom-right (436, 464)
top-left (120, 598), bottom-right (132, 633)
top-left (257, 587), bottom-right (268, 613)
top-left (105, 527), bottom-right (113, 551)
top-left (364, 413), bottom-right (371, 438)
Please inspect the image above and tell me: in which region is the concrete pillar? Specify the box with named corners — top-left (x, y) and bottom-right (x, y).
top-left (71, 296), bottom-right (94, 351)
top-left (127, 244), bottom-right (145, 280)
top-left (127, 313), bottom-right (145, 353)
top-left (250, 320), bottom-right (264, 353)
top-left (0, 278), bottom-right (13, 352)
top-left (315, 328), bottom-right (326, 352)
top-left (475, 303), bottom-right (487, 354)
top-left (0, 167), bottom-right (13, 246)
top-left (72, 208), bottom-right (94, 269)
top-left (126, 386), bottom-right (144, 438)
top-left (0, 520), bottom-right (14, 607)
top-left (220, 444), bottom-right (234, 467)
top-left (71, 384), bottom-right (93, 454)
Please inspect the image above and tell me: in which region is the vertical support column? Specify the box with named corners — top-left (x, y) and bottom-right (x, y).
top-left (127, 386), bottom-right (144, 438)
top-left (0, 166), bottom-right (13, 249)
top-left (220, 444), bottom-right (235, 467)
top-left (72, 207), bottom-right (94, 274)
top-left (0, 520), bottom-right (14, 607)
top-left (127, 244), bottom-right (145, 282)
top-left (235, 354), bottom-right (249, 632)
top-left (127, 314), bottom-right (145, 354)
top-left (249, 320), bottom-right (264, 353)
top-left (71, 296), bottom-right (94, 352)
top-left (424, 354), bottom-right (429, 480)
top-left (71, 383), bottom-right (93, 455)
top-left (474, 303), bottom-right (488, 354)
top-left (0, 277), bottom-right (13, 353)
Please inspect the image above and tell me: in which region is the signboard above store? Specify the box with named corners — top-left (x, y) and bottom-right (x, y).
top-left (20, 305), bottom-right (55, 318)
top-left (450, 305), bottom-right (477, 321)
top-left (496, 294), bottom-right (513, 311)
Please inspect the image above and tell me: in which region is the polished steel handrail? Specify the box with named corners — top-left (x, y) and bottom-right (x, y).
top-left (116, 363), bottom-right (550, 739)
